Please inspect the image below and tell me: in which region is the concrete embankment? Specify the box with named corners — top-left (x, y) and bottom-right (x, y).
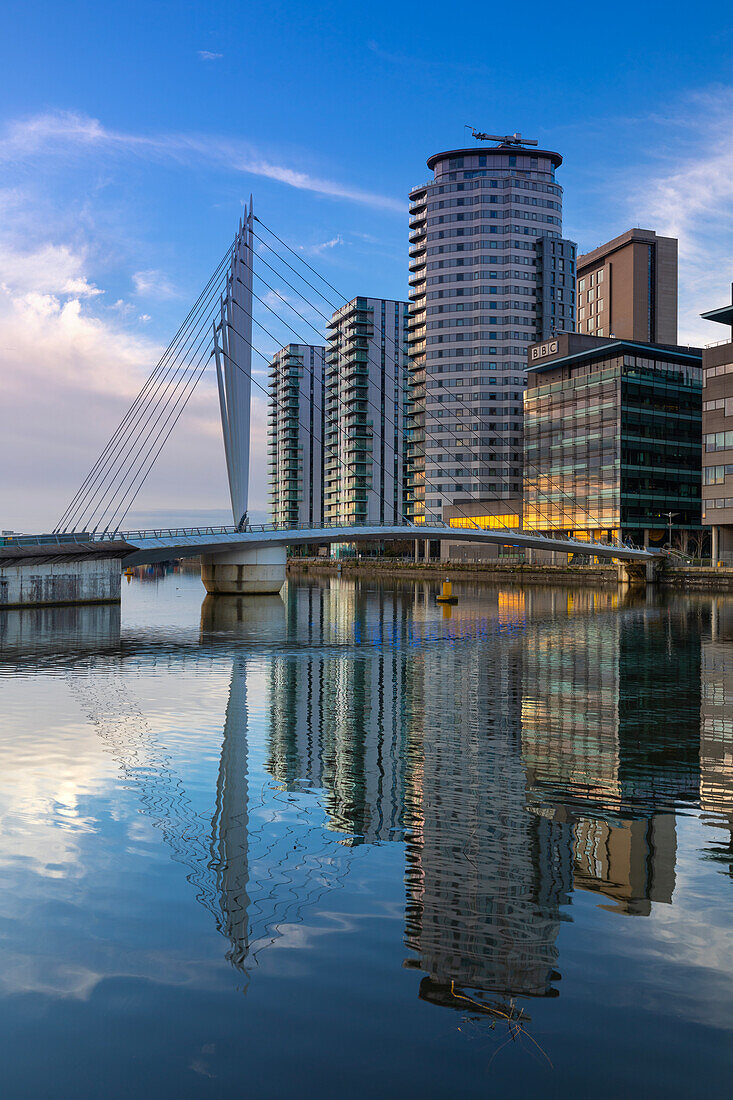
top-left (287, 559), bottom-right (621, 587)
top-left (660, 567), bottom-right (733, 591)
top-left (287, 558), bottom-right (733, 592)
top-left (0, 542), bottom-right (125, 608)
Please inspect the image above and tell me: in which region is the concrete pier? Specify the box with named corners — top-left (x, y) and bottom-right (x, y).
top-left (0, 542), bottom-right (124, 608)
top-left (201, 545), bottom-right (287, 595)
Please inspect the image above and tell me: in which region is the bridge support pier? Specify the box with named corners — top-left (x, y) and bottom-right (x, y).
top-left (201, 546), bottom-right (286, 595)
top-left (617, 559), bottom-right (658, 587)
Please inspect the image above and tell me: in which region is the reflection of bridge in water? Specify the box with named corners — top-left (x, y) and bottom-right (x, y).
top-left (4, 578), bottom-right (722, 1026)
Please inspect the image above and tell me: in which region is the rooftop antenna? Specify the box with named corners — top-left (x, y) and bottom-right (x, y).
top-left (464, 125), bottom-right (539, 147)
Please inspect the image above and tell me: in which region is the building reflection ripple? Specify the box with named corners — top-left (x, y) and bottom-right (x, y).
top-left (9, 576), bottom-right (733, 1033)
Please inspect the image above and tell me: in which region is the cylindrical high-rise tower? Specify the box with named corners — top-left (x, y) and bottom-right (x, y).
top-left (405, 138), bottom-right (576, 522)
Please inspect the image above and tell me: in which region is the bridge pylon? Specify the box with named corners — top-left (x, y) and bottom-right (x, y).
top-left (206, 198), bottom-right (286, 595)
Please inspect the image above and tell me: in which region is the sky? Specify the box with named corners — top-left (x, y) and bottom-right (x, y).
top-left (2, 0), bottom-right (733, 531)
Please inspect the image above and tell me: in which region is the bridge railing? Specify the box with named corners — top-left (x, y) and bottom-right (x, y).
top-left (4, 520), bottom-right (646, 555)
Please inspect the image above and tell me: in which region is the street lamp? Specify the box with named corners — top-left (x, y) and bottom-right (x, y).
top-left (665, 512), bottom-right (680, 549)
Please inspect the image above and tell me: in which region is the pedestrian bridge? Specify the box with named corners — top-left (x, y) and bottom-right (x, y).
top-left (111, 522), bottom-right (657, 566)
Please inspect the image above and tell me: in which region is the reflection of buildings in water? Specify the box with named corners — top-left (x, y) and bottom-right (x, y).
top-left (124, 562), bottom-right (182, 583)
top-left (521, 606), bottom-right (702, 913)
top-left (572, 815), bottom-right (676, 916)
top-left (0, 601), bottom-right (121, 656)
top-left (267, 580), bottom-right (409, 844)
top-left (700, 599), bottom-right (733, 873)
top-left (403, 623), bottom-right (573, 1013)
top-left (58, 592), bottom-right (359, 984)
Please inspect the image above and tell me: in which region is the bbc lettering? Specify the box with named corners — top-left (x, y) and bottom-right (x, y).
top-left (531, 340), bottom-right (559, 360)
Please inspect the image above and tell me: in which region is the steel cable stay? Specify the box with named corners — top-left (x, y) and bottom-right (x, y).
top-left (214, 308), bottom-right (608, 552)
top-left (59, 237), bottom-right (412, 537)
top-left (241, 282), bottom-right (549, 540)
top-left (96, 325), bottom-right (220, 535)
top-left (85, 289), bottom-right (232, 534)
top-left (61, 259), bottom-right (232, 533)
top-left (228, 289), bottom-right (539, 537)
top-left (104, 280), bottom-right (416, 534)
top-left (62, 255), bottom-right (234, 533)
top-left (250, 229), bottom-right (583, 539)
top-left (238, 253), bottom-right (593, 543)
top-left (55, 244), bottom-right (235, 533)
top-left (253, 215), bottom-right (621, 546)
top-left (253, 219), bottom-right (613, 542)
top-left (111, 329), bottom-right (411, 538)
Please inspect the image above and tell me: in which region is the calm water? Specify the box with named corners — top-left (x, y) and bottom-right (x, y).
top-left (1, 571), bottom-right (733, 1097)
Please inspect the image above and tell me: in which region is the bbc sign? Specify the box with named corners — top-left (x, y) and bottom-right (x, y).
top-left (530, 340), bottom-right (558, 361)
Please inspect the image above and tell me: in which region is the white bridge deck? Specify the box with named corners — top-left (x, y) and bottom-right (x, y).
top-left (107, 523), bottom-right (658, 566)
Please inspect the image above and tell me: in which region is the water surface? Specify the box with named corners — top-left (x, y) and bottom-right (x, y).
top-left (1, 571), bottom-right (732, 1097)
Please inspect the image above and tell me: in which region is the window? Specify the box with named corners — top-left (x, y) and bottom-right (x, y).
top-left (705, 430), bottom-right (733, 451)
top-left (579, 277), bottom-right (586, 291)
top-left (597, 268), bottom-right (605, 284)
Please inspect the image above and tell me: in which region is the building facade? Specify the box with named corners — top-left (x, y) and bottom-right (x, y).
top-left (324, 297), bottom-right (408, 526)
top-left (268, 344), bottom-right (325, 527)
top-left (523, 334), bottom-right (702, 546)
top-left (576, 228), bottom-right (678, 343)
top-left (406, 138), bottom-right (576, 523)
top-left (701, 288), bottom-right (733, 563)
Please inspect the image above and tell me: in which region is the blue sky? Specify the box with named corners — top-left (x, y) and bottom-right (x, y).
top-left (2, 0), bottom-right (733, 529)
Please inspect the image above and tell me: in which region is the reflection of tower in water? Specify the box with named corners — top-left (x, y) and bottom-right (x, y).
top-left (700, 598), bottom-right (733, 874)
top-left (521, 600), bottom-right (701, 914)
top-left (266, 578), bottom-right (410, 844)
top-left (402, 590), bottom-right (573, 1013)
top-left (210, 649), bottom-right (250, 969)
top-left (203, 593), bottom-right (362, 972)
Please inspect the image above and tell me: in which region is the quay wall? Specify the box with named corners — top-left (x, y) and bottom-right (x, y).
top-left (287, 559), bottom-right (620, 587)
top-left (660, 567), bottom-right (733, 591)
top-left (0, 558), bottom-right (122, 608)
top-left (288, 559), bottom-right (733, 592)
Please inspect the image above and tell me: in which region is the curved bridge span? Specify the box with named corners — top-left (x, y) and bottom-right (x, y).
top-left (115, 523), bottom-right (658, 567)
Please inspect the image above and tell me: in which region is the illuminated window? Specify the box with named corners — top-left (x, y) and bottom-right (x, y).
top-left (449, 514), bottom-right (520, 530)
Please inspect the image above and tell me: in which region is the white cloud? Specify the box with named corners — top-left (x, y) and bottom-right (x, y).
top-left (132, 268), bottom-right (180, 299)
top-left (0, 229), bottom-right (261, 532)
top-left (300, 234), bottom-right (343, 255)
top-left (198, 50), bottom-right (223, 61)
top-left (629, 88), bottom-right (733, 344)
top-left (0, 242), bottom-right (101, 298)
top-left (0, 110), bottom-right (405, 213)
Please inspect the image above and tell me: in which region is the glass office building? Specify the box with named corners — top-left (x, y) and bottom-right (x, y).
top-left (523, 335), bottom-right (702, 546)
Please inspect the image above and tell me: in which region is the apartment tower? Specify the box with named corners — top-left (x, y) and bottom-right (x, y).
top-left (324, 297), bottom-right (409, 526)
top-left (576, 228), bottom-right (678, 343)
top-left (701, 284), bottom-right (733, 563)
top-left (406, 135), bottom-right (576, 522)
top-left (268, 343), bottom-right (325, 527)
